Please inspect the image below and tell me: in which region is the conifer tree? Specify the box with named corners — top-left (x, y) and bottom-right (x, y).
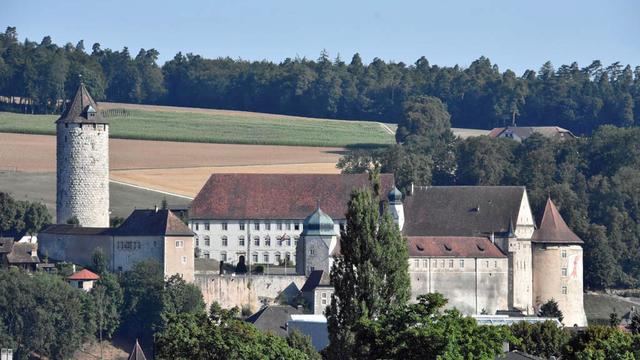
top-left (326, 169), bottom-right (410, 359)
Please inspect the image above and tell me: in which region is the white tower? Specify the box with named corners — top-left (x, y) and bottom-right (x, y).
top-left (388, 186), bottom-right (405, 230)
top-left (56, 83), bottom-right (110, 227)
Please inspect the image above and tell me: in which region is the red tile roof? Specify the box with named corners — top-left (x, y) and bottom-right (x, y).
top-left (68, 269), bottom-right (100, 281)
top-left (407, 236), bottom-right (506, 258)
top-left (531, 198), bottom-right (583, 244)
top-left (189, 173), bottom-right (395, 220)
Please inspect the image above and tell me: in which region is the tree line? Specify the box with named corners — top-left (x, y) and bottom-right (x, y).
top-left (1, 27), bottom-right (639, 134)
top-left (340, 96), bottom-right (640, 290)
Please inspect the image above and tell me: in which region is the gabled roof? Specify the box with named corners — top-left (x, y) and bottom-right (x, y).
top-left (407, 236), bottom-right (506, 258)
top-left (127, 340), bottom-right (147, 360)
top-left (114, 209), bottom-right (193, 237)
top-left (68, 269), bottom-right (100, 281)
top-left (300, 270), bottom-right (331, 292)
top-left (40, 224), bottom-right (112, 236)
top-left (488, 126), bottom-right (575, 141)
top-left (402, 186), bottom-right (525, 237)
top-left (531, 198), bottom-right (583, 244)
top-left (6, 243), bottom-right (39, 264)
top-left (246, 305), bottom-right (304, 337)
top-left (189, 174), bottom-right (395, 220)
top-left (57, 83), bottom-right (108, 124)
top-left (0, 237), bottom-right (14, 254)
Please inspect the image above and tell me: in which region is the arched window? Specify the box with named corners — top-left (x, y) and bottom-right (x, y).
top-left (204, 236), bottom-right (210, 247)
top-left (275, 252), bottom-right (282, 264)
top-left (285, 236), bottom-right (291, 247)
top-left (277, 236), bottom-right (283, 246)
top-left (220, 251), bottom-right (227, 262)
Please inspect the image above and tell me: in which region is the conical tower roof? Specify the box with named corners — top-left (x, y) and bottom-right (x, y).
top-left (127, 339), bottom-right (147, 360)
top-left (57, 83), bottom-right (108, 124)
top-left (531, 198), bottom-right (583, 244)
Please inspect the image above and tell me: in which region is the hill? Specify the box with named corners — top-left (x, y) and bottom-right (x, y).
top-left (0, 103), bottom-right (395, 148)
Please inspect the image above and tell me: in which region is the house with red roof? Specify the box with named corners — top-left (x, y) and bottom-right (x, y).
top-left (68, 269), bottom-right (100, 291)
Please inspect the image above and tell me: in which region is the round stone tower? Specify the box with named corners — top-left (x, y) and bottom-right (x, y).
top-left (56, 83), bottom-right (109, 227)
top-left (532, 198), bottom-right (587, 327)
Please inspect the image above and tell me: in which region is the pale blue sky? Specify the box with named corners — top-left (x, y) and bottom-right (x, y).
top-left (2, 0), bottom-right (638, 74)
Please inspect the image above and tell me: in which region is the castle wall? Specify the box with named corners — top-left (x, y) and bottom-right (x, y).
top-left (195, 273), bottom-right (307, 313)
top-left (112, 235), bottom-right (163, 273)
top-left (164, 235), bottom-right (195, 282)
top-left (532, 244), bottom-right (587, 326)
top-left (56, 123), bottom-right (109, 227)
top-left (409, 257), bottom-right (508, 314)
top-left (38, 232), bottom-right (112, 268)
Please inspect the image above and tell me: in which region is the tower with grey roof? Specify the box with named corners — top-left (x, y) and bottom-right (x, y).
top-left (56, 83), bottom-right (109, 227)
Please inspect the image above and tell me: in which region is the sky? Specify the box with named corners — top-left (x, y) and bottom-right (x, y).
top-left (2, 0), bottom-right (639, 75)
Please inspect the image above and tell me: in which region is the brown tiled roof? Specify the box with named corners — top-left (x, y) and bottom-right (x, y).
top-left (402, 186), bottom-right (525, 237)
top-left (40, 225), bottom-right (112, 236)
top-left (114, 209), bottom-right (193, 237)
top-left (407, 236), bottom-right (506, 258)
top-left (531, 198), bottom-right (583, 244)
top-left (57, 83), bottom-right (108, 124)
top-left (488, 126), bottom-right (575, 141)
top-left (190, 174), bottom-right (395, 220)
top-left (0, 237), bottom-right (14, 254)
top-left (6, 243), bottom-right (39, 264)
top-left (68, 269), bottom-right (100, 281)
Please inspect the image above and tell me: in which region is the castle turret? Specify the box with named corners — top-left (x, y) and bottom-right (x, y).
top-left (532, 198), bottom-right (587, 326)
top-left (296, 207), bottom-right (337, 276)
top-left (56, 83), bottom-right (109, 227)
top-left (388, 186), bottom-right (404, 230)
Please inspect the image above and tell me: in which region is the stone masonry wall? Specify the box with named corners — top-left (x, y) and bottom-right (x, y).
top-left (57, 123), bottom-right (109, 227)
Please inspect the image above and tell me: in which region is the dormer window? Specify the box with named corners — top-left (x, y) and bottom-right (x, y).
top-left (86, 105), bottom-right (97, 118)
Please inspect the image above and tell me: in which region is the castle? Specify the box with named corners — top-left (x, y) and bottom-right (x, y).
top-left (40, 84), bottom-right (587, 327)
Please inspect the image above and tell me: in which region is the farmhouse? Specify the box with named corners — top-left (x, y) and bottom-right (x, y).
top-left (488, 125), bottom-right (576, 142)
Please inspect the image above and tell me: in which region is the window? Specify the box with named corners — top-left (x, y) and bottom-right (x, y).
top-left (277, 222), bottom-right (283, 230)
top-left (220, 252), bottom-right (227, 262)
top-left (203, 251), bottom-right (210, 259)
top-left (265, 222), bottom-right (271, 230)
top-left (460, 260), bottom-right (465, 268)
top-left (239, 236), bottom-right (245, 246)
top-left (414, 259), bottom-right (419, 268)
top-left (277, 236), bottom-right (283, 246)
top-left (239, 222), bottom-right (245, 231)
top-left (294, 223), bottom-right (300, 231)
top-left (204, 236), bottom-right (210, 246)
top-left (265, 236), bottom-right (271, 247)
top-left (205, 222), bottom-right (210, 230)
top-left (181, 256), bottom-right (187, 264)
top-left (440, 260), bottom-right (445, 268)
top-left (254, 222), bottom-right (260, 230)
top-left (175, 240), bottom-right (184, 248)
top-left (562, 268), bottom-right (567, 277)
top-left (449, 260), bottom-right (454, 268)
top-left (433, 260), bottom-right (438, 268)
top-left (219, 236), bottom-right (227, 247)
top-left (252, 253), bottom-right (258, 263)
top-left (485, 261), bottom-right (489, 268)
top-left (254, 236), bottom-right (260, 246)
top-left (264, 253), bottom-right (270, 263)
top-left (423, 259), bottom-right (429, 268)
top-left (222, 222), bottom-right (228, 231)
top-left (294, 236), bottom-right (299, 247)
top-left (285, 253), bottom-right (291, 262)
top-left (561, 286), bottom-right (568, 295)
top-left (286, 222), bottom-right (291, 230)
top-left (195, 236), bottom-right (200, 247)
top-left (195, 223), bottom-right (199, 231)
top-left (309, 249), bottom-right (315, 255)
top-left (286, 237), bottom-right (291, 246)
top-left (494, 261), bottom-right (498, 268)
top-left (561, 250), bottom-right (567, 258)
top-left (321, 292), bottom-right (328, 305)
top-left (275, 253), bottom-right (282, 263)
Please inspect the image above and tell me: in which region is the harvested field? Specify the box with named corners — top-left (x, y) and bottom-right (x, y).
top-left (0, 133), bottom-right (343, 172)
top-left (111, 162), bottom-right (340, 198)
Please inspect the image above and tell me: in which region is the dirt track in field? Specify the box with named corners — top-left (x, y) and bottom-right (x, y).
top-left (0, 133), bottom-right (344, 172)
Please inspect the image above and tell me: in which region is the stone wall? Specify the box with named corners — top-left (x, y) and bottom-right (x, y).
top-left (56, 123), bottom-right (109, 227)
top-left (195, 273), bottom-right (307, 312)
top-left (39, 232), bottom-right (112, 268)
top-left (164, 235), bottom-right (195, 282)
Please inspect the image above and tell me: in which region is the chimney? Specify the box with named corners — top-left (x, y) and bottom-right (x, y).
top-left (410, 182), bottom-right (414, 195)
top-left (154, 205), bottom-right (159, 213)
top-left (490, 233), bottom-right (495, 244)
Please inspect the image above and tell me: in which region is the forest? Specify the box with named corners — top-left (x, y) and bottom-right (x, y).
top-left (0, 26), bottom-right (639, 134)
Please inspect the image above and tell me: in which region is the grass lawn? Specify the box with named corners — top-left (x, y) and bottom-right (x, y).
top-left (0, 109), bottom-right (394, 147)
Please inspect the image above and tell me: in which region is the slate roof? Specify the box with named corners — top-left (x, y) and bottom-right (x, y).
top-left (246, 305), bottom-right (304, 337)
top-left (190, 173), bottom-right (395, 220)
top-left (127, 340), bottom-right (147, 360)
top-left (40, 224), bottom-right (112, 236)
top-left (68, 269), bottom-right (100, 281)
top-left (0, 237), bottom-right (14, 254)
top-left (531, 198), bottom-right (583, 244)
top-left (408, 236), bottom-right (506, 258)
top-left (300, 270), bottom-right (332, 292)
top-left (402, 186), bottom-right (525, 237)
top-left (302, 208), bottom-right (336, 237)
top-left (488, 126), bottom-right (575, 141)
top-left (6, 243), bottom-right (39, 264)
top-left (114, 209), bottom-right (193, 237)
top-left (57, 83), bottom-right (108, 124)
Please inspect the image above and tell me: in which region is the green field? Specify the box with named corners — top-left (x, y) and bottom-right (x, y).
top-left (0, 108), bottom-right (395, 147)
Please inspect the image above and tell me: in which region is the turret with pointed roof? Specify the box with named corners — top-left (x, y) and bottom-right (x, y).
top-left (127, 339), bottom-right (147, 360)
top-left (532, 198), bottom-right (583, 244)
top-left (56, 82), bottom-right (110, 227)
